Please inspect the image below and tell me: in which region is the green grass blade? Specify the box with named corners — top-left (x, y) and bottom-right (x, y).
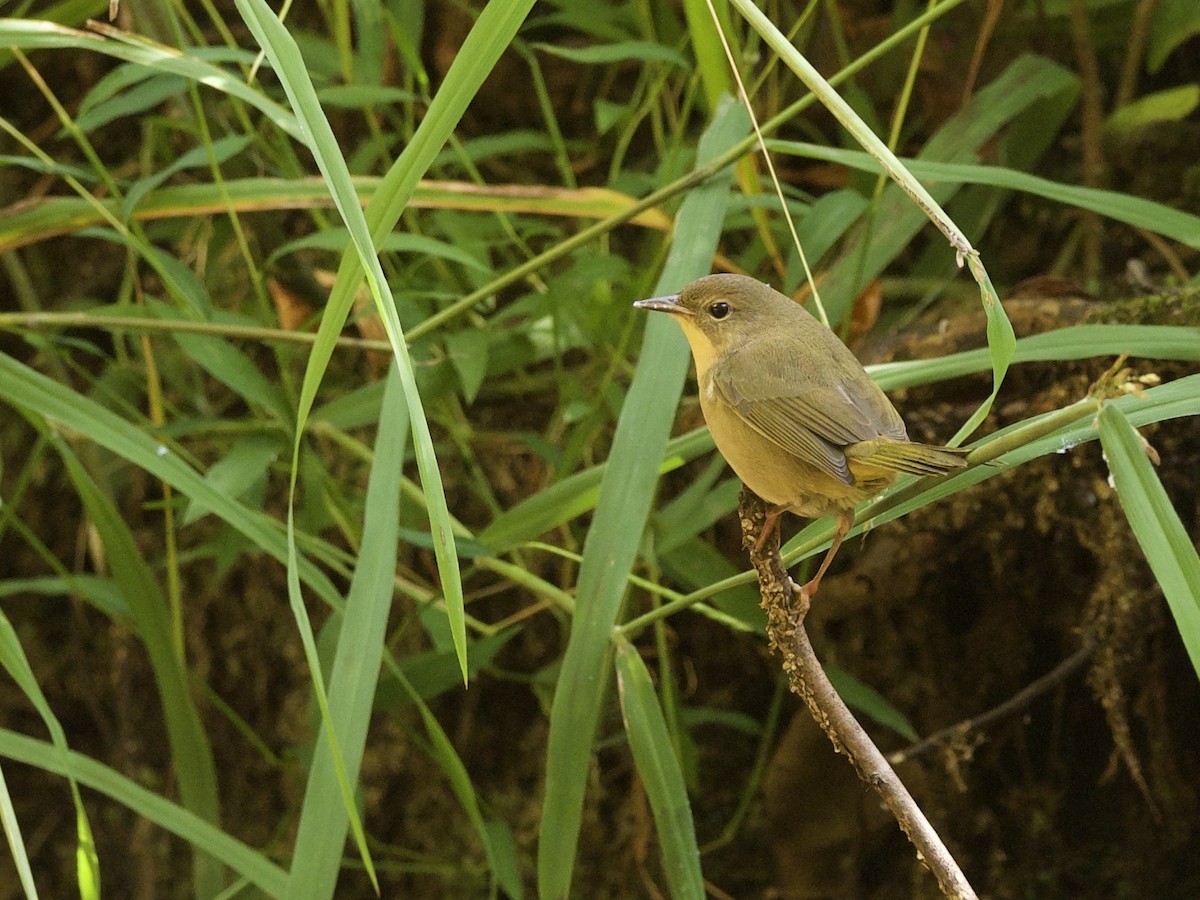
top-left (0, 351), bottom-right (343, 608)
top-left (537, 96), bottom-right (749, 900)
top-left (479, 428), bottom-right (715, 553)
top-left (0, 729), bottom-right (288, 896)
top-left (1098, 404), bottom-right (1200, 679)
top-left (770, 142), bottom-right (1200, 249)
top-left (614, 639), bottom-right (705, 899)
top-left (235, 0), bottom-right (535, 689)
top-left (54, 441), bottom-right (223, 897)
top-left (234, 0), bottom-right (534, 886)
top-left (0, 762), bottom-right (39, 900)
top-left (0, 19), bottom-right (302, 140)
top-left (0, 611), bottom-right (99, 899)
top-left (287, 366), bottom-right (406, 897)
top-left (870, 323), bottom-right (1200, 390)
top-left (390, 665), bottom-right (523, 899)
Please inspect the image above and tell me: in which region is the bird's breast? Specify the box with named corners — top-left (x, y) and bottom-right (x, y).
top-left (697, 372), bottom-right (877, 516)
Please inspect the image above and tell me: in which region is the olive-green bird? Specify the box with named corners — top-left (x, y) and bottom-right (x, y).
top-left (634, 273), bottom-right (968, 601)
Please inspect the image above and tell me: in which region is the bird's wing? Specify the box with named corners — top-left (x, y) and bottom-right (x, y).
top-left (709, 346), bottom-right (907, 486)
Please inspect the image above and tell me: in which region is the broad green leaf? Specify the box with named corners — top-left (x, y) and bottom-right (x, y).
top-left (73, 73), bottom-right (187, 134)
top-left (445, 328), bottom-right (489, 403)
top-left (145, 300), bottom-right (292, 420)
top-left (181, 435), bottom-right (282, 526)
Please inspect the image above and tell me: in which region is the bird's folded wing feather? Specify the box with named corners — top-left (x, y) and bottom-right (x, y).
top-left (709, 349), bottom-right (907, 486)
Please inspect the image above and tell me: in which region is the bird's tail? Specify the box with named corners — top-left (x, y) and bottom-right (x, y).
top-left (845, 438), bottom-right (971, 477)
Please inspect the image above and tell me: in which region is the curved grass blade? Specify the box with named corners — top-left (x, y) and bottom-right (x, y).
top-left (235, 0), bottom-right (536, 686)
top-left (1098, 404), bottom-right (1200, 679)
top-left (0, 611), bottom-right (99, 899)
top-left (55, 440), bottom-right (222, 896)
top-left (234, 0), bottom-right (535, 890)
top-left (0, 177), bottom-right (672, 255)
top-left (0, 762), bottom-right (39, 899)
top-left (770, 142), bottom-right (1200, 250)
top-left (0, 19), bottom-right (302, 140)
top-left (0, 729), bottom-right (288, 896)
top-left (614, 639), bottom-right (705, 899)
top-left (871, 323), bottom-right (1200, 390)
top-left (537, 96), bottom-right (748, 900)
top-left (0, 351), bottom-right (343, 608)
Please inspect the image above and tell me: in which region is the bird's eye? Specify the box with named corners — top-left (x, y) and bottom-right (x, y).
top-left (708, 301), bottom-right (731, 320)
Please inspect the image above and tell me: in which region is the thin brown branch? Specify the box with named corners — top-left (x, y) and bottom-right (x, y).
top-left (1115, 0), bottom-right (1160, 109)
top-left (1067, 0), bottom-right (1107, 286)
top-left (739, 488), bottom-right (977, 900)
top-left (889, 640), bottom-right (1095, 765)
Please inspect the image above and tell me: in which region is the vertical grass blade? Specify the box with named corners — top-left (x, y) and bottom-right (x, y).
top-left (615, 639), bottom-right (704, 899)
top-left (234, 0), bottom-right (536, 886)
top-left (0, 611), bottom-right (99, 899)
top-left (235, 0), bottom-right (536, 691)
top-left (286, 365), bottom-right (406, 898)
top-left (0, 762), bottom-right (39, 900)
top-left (1098, 404), bottom-right (1200, 679)
top-left (537, 96), bottom-right (749, 899)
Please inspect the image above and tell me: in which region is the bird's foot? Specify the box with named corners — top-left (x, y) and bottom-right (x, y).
top-left (786, 576), bottom-right (812, 619)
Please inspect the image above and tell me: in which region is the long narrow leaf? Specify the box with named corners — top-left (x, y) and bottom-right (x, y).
top-left (55, 441), bottom-right (222, 897)
top-left (537, 96), bottom-right (749, 899)
top-left (615, 640), bottom-right (705, 899)
top-left (0, 351), bottom-right (342, 608)
top-left (0, 611), bottom-right (99, 899)
top-left (0, 730), bottom-right (288, 897)
top-left (0, 19), bottom-right (302, 139)
top-left (770, 141), bottom-right (1200, 249)
top-left (287, 366), bottom-right (406, 897)
top-left (1098, 404), bottom-right (1200, 678)
top-left (0, 762), bottom-right (39, 900)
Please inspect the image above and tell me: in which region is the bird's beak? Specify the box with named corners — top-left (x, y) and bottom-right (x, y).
top-left (632, 294), bottom-right (691, 315)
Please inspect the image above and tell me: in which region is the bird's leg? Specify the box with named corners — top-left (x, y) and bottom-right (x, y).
top-left (752, 504), bottom-right (786, 554)
top-left (791, 509), bottom-right (855, 605)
